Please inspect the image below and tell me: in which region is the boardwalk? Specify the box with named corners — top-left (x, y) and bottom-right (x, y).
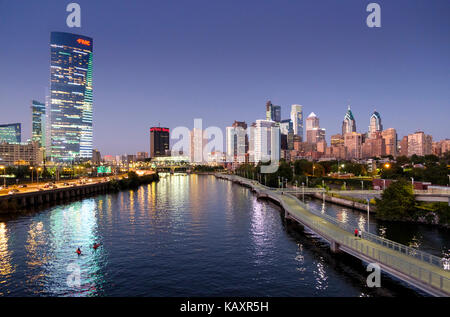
top-left (216, 174), bottom-right (450, 297)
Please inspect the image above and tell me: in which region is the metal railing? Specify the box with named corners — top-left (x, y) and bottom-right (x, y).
top-left (286, 192), bottom-right (449, 271)
top-left (224, 175), bottom-right (450, 271)
top-left (219, 174), bottom-right (450, 294)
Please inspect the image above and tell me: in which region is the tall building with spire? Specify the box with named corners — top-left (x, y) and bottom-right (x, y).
top-left (342, 105), bottom-right (356, 135)
top-left (368, 110), bottom-right (383, 138)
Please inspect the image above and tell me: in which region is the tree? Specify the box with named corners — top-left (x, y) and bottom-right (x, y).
top-left (375, 179), bottom-right (416, 221)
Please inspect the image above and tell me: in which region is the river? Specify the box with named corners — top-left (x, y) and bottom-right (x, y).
top-left (0, 174), bottom-right (447, 296)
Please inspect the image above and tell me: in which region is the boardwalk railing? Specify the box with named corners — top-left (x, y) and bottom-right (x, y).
top-left (287, 194), bottom-right (449, 271)
top-left (219, 174), bottom-right (450, 295)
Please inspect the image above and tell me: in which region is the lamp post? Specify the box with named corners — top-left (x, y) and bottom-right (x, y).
top-left (361, 180), bottom-right (364, 191)
top-left (411, 177), bottom-right (414, 188)
top-left (0, 165), bottom-right (5, 187)
top-left (302, 182), bottom-right (305, 201)
top-left (30, 166), bottom-right (34, 183)
top-left (278, 176), bottom-right (280, 189)
top-left (37, 167), bottom-right (42, 185)
top-left (383, 179), bottom-right (386, 190)
top-left (367, 198), bottom-right (370, 234)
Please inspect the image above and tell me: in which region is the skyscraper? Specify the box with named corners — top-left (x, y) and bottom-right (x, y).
top-left (265, 101), bottom-right (281, 122)
top-left (254, 120), bottom-right (280, 163)
top-left (290, 104), bottom-right (303, 140)
top-left (226, 121), bottom-right (248, 164)
top-left (31, 100), bottom-right (46, 147)
top-left (368, 110), bottom-right (383, 138)
top-left (382, 128), bottom-right (397, 157)
top-left (49, 32), bottom-right (93, 162)
top-left (0, 123), bottom-right (21, 143)
top-left (306, 112), bottom-right (325, 144)
top-left (342, 105), bottom-right (356, 135)
top-left (407, 131), bottom-right (432, 157)
top-left (150, 127), bottom-right (170, 158)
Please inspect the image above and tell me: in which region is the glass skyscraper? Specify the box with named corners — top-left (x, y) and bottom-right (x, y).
top-left (0, 123), bottom-right (21, 143)
top-left (31, 100), bottom-right (46, 147)
top-left (49, 32), bottom-right (93, 162)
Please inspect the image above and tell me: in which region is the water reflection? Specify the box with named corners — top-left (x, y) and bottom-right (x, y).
top-left (0, 222), bottom-right (14, 280)
top-left (0, 176), bottom-right (447, 296)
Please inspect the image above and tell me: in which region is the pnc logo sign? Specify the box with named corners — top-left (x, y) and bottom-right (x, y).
top-left (77, 38), bottom-right (91, 46)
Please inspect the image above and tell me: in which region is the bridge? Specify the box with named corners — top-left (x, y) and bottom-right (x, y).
top-left (278, 188), bottom-right (450, 206)
top-left (216, 174), bottom-right (450, 297)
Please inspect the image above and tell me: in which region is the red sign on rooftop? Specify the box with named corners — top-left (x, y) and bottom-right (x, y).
top-left (150, 127), bottom-right (169, 133)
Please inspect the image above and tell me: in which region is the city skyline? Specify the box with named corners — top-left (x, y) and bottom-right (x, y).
top-left (0, 0), bottom-right (449, 156)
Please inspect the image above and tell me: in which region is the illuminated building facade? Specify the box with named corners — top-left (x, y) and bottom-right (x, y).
top-left (31, 100), bottom-right (46, 147)
top-left (150, 127), bottom-right (170, 158)
top-left (49, 32), bottom-right (93, 163)
top-left (0, 123), bottom-right (21, 143)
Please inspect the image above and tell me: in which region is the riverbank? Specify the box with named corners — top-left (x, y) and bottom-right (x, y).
top-left (0, 172), bottom-right (159, 214)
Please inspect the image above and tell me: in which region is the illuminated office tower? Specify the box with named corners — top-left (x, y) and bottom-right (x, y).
top-left (49, 32), bottom-right (93, 162)
top-left (31, 100), bottom-right (46, 147)
top-left (150, 127), bottom-right (170, 158)
top-left (0, 123), bottom-right (21, 143)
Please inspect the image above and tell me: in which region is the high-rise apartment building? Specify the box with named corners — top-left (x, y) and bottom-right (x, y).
top-left (290, 104), bottom-right (303, 140)
top-left (49, 32), bottom-right (93, 162)
top-left (226, 121), bottom-right (248, 164)
top-left (407, 131), bottom-right (432, 157)
top-left (190, 128), bottom-right (208, 163)
top-left (150, 127), bottom-right (170, 158)
top-left (31, 100), bottom-right (46, 147)
top-left (254, 120), bottom-right (280, 163)
top-left (344, 132), bottom-right (363, 159)
top-left (0, 123), bottom-right (21, 143)
top-left (381, 128), bottom-right (397, 157)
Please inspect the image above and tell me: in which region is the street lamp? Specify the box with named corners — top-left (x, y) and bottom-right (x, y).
top-left (0, 165), bottom-right (5, 187)
top-left (30, 166), bottom-right (34, 183)
top-left (366, 198), bottom-right (370, 234)
top-left (301, 182), bottom-right (305, 201)
top-left (37, 167), bottom-right (42, 184)
top-left (361, 180), bottom-right (364, 191)
top-left (411, 177), bottom-right (414, 188)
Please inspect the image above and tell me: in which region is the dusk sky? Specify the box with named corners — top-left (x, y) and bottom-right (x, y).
top-left (0, 0), bottom-right (449, 156)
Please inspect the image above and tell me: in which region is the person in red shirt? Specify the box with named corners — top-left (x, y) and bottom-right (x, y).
top-left (354, 228), bottom-right (358, 238)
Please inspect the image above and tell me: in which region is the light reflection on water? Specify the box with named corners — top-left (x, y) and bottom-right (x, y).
top-left (0, 175), bottom-right (447, 296)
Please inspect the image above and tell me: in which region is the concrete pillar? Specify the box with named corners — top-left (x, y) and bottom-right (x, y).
top-left (38, 195), bottom-right (43, 204)
top-left (22, 197), bottom-right (27, 207)
top-left (330, 241), bottom-right (340, 253)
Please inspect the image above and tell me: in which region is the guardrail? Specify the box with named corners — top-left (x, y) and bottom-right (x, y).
top-left (286, 193), bottom-right (449, 271)
top-left (222, 174), bottom-right (450, 295)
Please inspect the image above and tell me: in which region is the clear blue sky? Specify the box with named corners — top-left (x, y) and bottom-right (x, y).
top-left (0, 0), bottom-right (449, 155)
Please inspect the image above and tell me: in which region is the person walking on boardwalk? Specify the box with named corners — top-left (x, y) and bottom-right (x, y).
top-left (359, 229), bottom-right (362, 239)
top-left (354, 228), bottom-right (358, 238)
